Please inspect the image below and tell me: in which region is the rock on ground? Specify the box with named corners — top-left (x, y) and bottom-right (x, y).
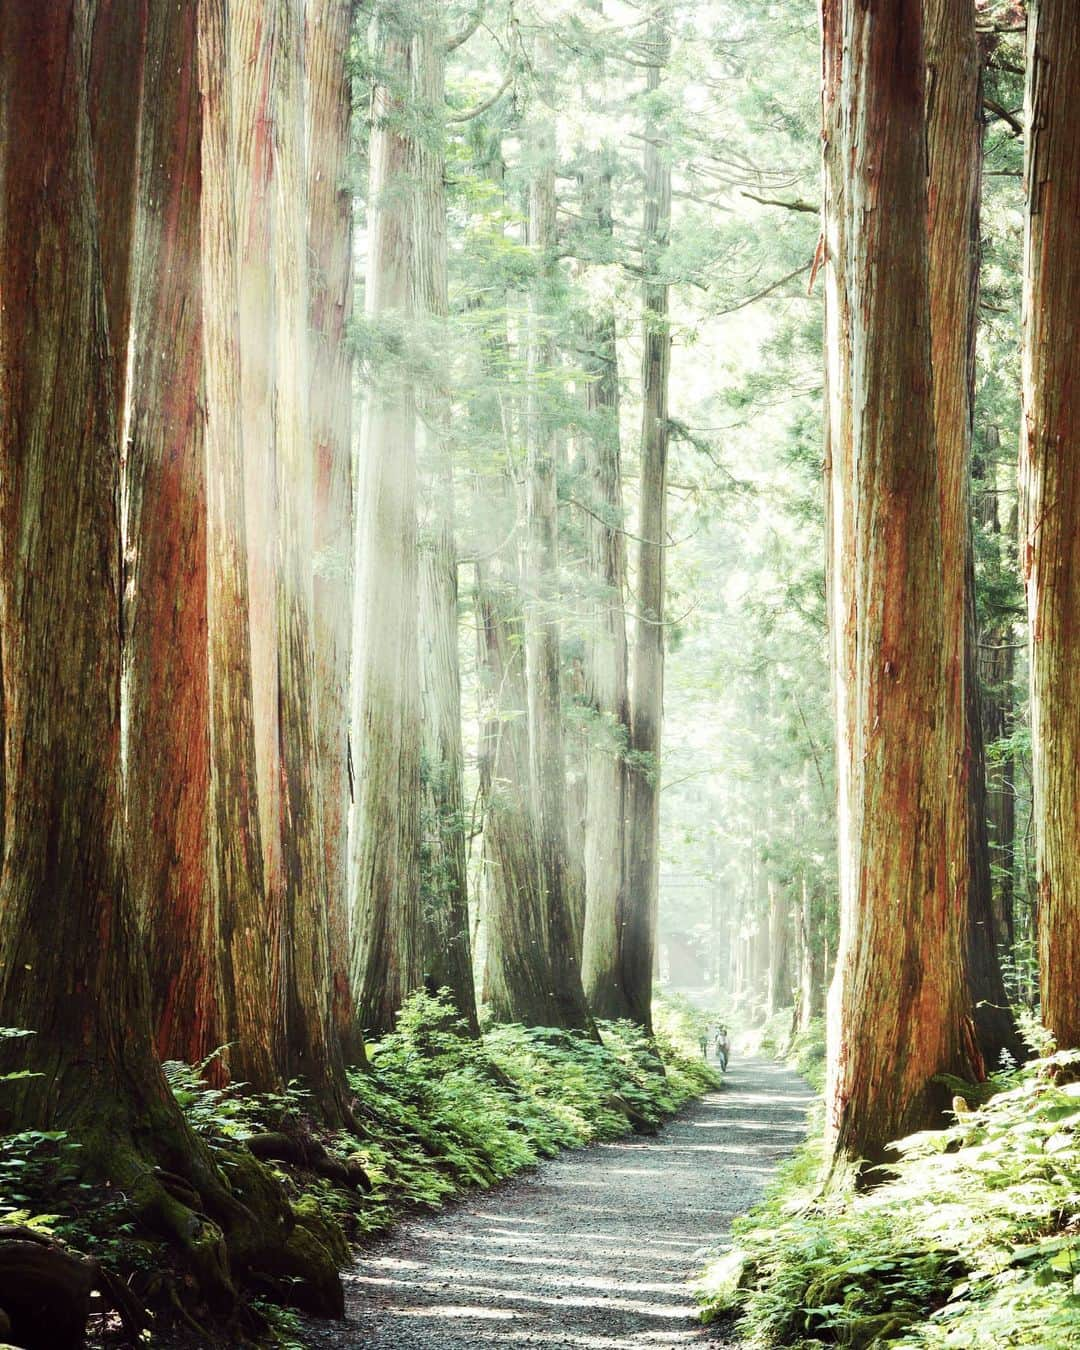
top-left (296, 1056), bottom-right (813, 1349)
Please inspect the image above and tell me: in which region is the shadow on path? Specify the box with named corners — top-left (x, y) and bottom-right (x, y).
top-left (298, 1057), bottom-right (814, 1348)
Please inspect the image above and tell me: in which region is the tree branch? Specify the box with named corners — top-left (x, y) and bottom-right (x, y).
top-left (448, 72), bottom-right (512, 123)
top-left (739, 189), bottom-right (818, 214)
top-left (982, 95), bottom-right (1023, 137)
top-left (712, 260), bottom-right (815, 318)
top-left (445, 0), bottom-right (484, 54)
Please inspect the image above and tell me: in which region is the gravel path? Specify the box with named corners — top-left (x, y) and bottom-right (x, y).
top-left (296, 1057), bottom-right (813, 1349)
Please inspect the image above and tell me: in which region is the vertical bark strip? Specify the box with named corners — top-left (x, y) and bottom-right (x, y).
top-left (521, 31), bottom-right (594, 1035)
top-left (273, 0), bottom-right (346, 1111)
top-left (478, 552), bottom-right (568, 1026)
top-left (127, 0), bottom-right (220, 1068)
top-left (232, 0), bottom-right (286, 1020)
top-left (925, 0), bottom-right (1018, 1067)
top-left (825, 0), bottom-right (977, 1166)
top-left (0, 0), bottom-right (166, 1130)
top-left (579, 157), bottom-right (634, 1022)
top-left (199, 0), bottom-right (280, 1089)
top-left (306, 0), bottom-right (360, 1060)
top-left (821, 0), bottom-right (857, 944)
top-left (624, 14), bottom-right (673, 1035)
top-left (88, 0), bottom-right (148, 431)
top-left (976, 469), bottom-right (1017, 950)
top-left (1020, 1), bottom-right (1080, 1051)
top-left (767, 880), bottom-right (792, 1017)
top-left (351, 18), bottom-right (423, 1034)
top-left (925, 0), bottom-right (977, 1037)
top-left (413, 6), bottom-right (480, 1033)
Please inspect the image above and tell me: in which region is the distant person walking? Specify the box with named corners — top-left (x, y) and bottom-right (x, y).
top-left (715, 1024), bottom-right (731, 1072)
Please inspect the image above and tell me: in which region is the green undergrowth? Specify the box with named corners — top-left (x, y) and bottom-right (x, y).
top-left (340, 990), bottom-right (719, 1235)
top-left (3, 997), bottom-right (716, 1342)
top-left (697, 1048), bottom-right (1080, 1349)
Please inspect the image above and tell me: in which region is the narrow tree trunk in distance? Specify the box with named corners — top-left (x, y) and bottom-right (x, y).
top-left (419, 542), bottom-right (479, 1032)
top-left (825, 0), bottom-right (979, 1167)
top-left (767, 880), bottom-right (792, 1016)
top-left (477, 552), bottom-right (560, 1026)
top-left (127, 0), bottom-right (220, 1069)
top-left (976, 467), bottom-right (1016, 949)
top-left (520, 32), bottom-right (593, 1034)
top-left (1020, 1), bottom-right (1080, 1052)
top-left (351, 24), bottom-right (422, 1034)
top-left (413, 6), bottom-right (479, 1034)
top-left (966, 572), bottom-right (1027, 1064)
top-left (563, 655), bottom-right (589, 960)
top-left (306, 0), bottom-right (361, 1063)
top-left (798, 876), bottom-right (816, 1032)
top-left (199, 0), bottom-right (280, 1089)
top-left (624, 15), bottom-right (673, 1037)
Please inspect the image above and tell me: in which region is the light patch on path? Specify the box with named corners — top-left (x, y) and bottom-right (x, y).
top-left (297, 1057), bottom-right (814, 1348)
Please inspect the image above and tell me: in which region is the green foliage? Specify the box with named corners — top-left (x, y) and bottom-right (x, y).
top-left (163, 1056), bottom-right (312, 1141)
top-left (788, 1020), bottom-right (827, 1093)
top-left (329, 982), bottom-right (723, 1236)
top-left (698, 1052), bottom-right (1080, 1348)
top-left (335, 990), bottom-right (718, 1237)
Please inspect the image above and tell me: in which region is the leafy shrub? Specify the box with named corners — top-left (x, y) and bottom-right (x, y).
top-left (334, 990), bottom-right (719, 1235)
top-left (698, 1049), bottom-right (1080, 1348)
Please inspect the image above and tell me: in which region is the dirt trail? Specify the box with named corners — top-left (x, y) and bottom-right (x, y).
top-left (297, 1057), bottom-right (813, 1348)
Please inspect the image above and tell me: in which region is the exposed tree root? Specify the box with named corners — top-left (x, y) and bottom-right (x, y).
top-left (0, 1224), bottom-right (143, 1350)
top-left (245, 1130), bottom-right (370, 1191)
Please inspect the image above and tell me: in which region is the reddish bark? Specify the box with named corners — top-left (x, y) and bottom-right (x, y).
top-left (306, 0), bottom-right (362, 1061)
top-left (1020, 1), bottom-right (1080, 1051)
top-left (824, 0), bottom-right (980, 1166)
top-left (125, 0), bottom-right (220, 1071)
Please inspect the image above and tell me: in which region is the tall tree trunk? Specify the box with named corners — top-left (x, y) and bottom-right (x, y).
top-left (467, 154), bottom-right (583, 1031)
top-left (0, 4), bottom-right (241, 1301)
top-left (521, 32), bottom-right (593, 1035)
top-left (230, 0), bottom-right (287, 1074)
top-left (126, 0), bottom-right (220, 1069)
top-left (624, 14), bottom-right (673, 1035)
top-left (272, 0), bottom-right (347, 1116)
top-left (306, 0), bottom-right (362, 1063)
top-left (580, 163), bottom-right (634, 1022)
top-left (199, 0), bottom-right (281, 1089)
top-left (412, 6), bottom-right (479, 1033)
top-left (351, 19), bottom-right (422, 1034)
top-left (1020, 1), bottom-right (1080, 1052)
top-left (821, 0), bottom-right (856, 990)
top-left (925, 0), bottom-right (1020, 1067)
top-left (824, 0), bottom-right (979, 1167)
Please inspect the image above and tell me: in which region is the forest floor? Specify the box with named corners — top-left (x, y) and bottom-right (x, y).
top-left (295, 1056), bottom-right (813, 1349)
